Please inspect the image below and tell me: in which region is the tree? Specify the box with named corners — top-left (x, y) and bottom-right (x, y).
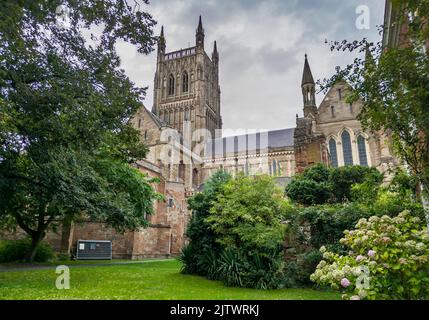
top-left (180, 170), bottom-right (231, 276)
top-left (0, 0), bottom-right (160, 261)
top-left (285, 164), bottom-right (383, 205)
top-left (318, 1), bottom-right (429, 227)
top-left (207, 174), bottom-right (288, 254)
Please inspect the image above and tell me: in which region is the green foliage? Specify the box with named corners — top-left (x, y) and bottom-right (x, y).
top-left (206, 174), bottom-right (288, 289)
top-left (217, 249), bottom-right (244, 287)
top-left (283, 250), bottom-right (323, 287)
top-left (285, 179), bottom-right (332, 205)
top-left (285, 164), bottom-right (383, 205)
top-left (307, 191), bottom-right (423, 248)
top-left (215, 249), bottom-right (286, 290)
top-left (321, 1), bottom-right (429, 221)
top-left (207, 174), bottom-right (288, 253)
top-left (0, 239), bottom-right (54, 263)
top-left (311, 211), bottom-right (429, 300)
top-left (181, 173), bottom-right (289, 289)
top-left (330, 166), bottom-right (383, 203)
top-left (389, 168), bottom-right (419, 199)
top-left (0, 0), bottom-right (159, 261)
top-left (180, 170), bottom-right (231, 276)
top-left (284, 171), bottom-right (424, 287)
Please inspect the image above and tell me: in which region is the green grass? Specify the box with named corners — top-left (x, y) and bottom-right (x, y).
top-left (0, 258), bottom-right (160, 268)
top-left (0, 259), bottom-right (340, 300)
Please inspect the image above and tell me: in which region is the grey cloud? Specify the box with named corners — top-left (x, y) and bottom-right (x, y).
top-left (120, 0), bottom-right (385, 130)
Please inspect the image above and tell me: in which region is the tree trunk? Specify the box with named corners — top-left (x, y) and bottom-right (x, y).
top-left (25, 232), bottom-right (44, 263)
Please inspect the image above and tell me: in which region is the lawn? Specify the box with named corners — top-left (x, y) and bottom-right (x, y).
top-left (0, 259), bottom-right (339, 300)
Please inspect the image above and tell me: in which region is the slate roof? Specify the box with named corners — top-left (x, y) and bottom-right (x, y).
top-left (205, 128), bottom-right (295, 157)
top-left (149, 111), bottom-right (168, 128)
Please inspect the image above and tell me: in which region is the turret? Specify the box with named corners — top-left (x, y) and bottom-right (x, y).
top-left (157, 26), bottom-right (166, 56)
top-left (212, 40), bottom-right (219, 64)
top-left (301, 54), bottom-right (317, 117)
top-left (196, 15), bottom-right (204, 49)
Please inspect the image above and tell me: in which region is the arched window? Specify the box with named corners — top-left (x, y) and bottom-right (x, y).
top-left (357, 135), bottom-right (368, 167)
top-left (168, 74), bottom-right (175, 95)
top-left (341, 131), bottom-right (353, 166)
top-left (182, 71), bottom-right (189, 93)
top-left (178, 161), bottom-right (185, 181)
top-left (329, 138), bottom-right (338, 167)
top-left (192, 168), bottom-right (199, 188)
top-left (272, 159), bottom-right (277, 176)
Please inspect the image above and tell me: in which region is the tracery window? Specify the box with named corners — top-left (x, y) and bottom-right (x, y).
top-left (329, 138), bottom-right (338, 167)
top-left (357, 135), bottom-right (368, 167)
top-left (168, 74), bottom-right (175, 95)
top-left (342, 130), bottom-right (353, 166)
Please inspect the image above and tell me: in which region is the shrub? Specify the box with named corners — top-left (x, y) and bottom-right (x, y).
top-left (207, 174), bottom-right (288, 253)
top-left (181, 173), bottom-right (289, 289)
top-left (283, 249), bottom-right (323, 287)
top-left (179, 170), bottom-right (231, 276)
top-left (283, 186), bottom-right (424, 287)
top-left (217, 249), bottom-right (244, 287)
top-left (285, 164), bottom-right (383, 205)
top-left (285, 179), bottom-right (332, 205)
top-left (216, 249), bottom-right (286, 290)
top-left (310, 211), bottom-right (429, 300)
top-left (329, 166), bottom-right (383, 203)
top-left (0, 239), bottom-right (54, 263)
top-left (204, 174), bottom-right (288, 289)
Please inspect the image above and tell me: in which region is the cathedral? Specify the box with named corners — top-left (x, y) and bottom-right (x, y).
top-left (2, 16), bottom-right (398, 259)
top-left (125, 16), bottom-right (398, 258)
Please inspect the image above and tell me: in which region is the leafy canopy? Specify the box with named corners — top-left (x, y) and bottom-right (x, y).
top-left (207, 174), bottom-right (289, 254)
top-left (0, 0), bottom-right (159, 260)
top-left (285, 164), bottom-right (383, 206)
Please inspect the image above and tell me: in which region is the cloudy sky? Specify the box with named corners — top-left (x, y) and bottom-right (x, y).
top-left (116, 0), bottom-right (385, 133)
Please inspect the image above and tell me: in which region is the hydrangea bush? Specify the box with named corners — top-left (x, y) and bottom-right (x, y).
top-left (310, 211), bottom-right (429, 300)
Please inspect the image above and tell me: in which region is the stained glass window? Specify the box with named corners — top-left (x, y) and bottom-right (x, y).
top-left (357, 135), bottom-right (368, 166)
top-left (342, 131), bottom-right (353, 165)
top-left (329, 138), bottom-right (338, 167)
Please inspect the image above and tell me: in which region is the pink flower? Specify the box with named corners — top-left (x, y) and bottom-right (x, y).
top-left (341, 278), bottom-right (350, 288)
top-left (367, 250), bottom-right (376, 258)
top-left (356, 255), bottom-right (365, 262)
top-left (350, 295), bottom-right (361, 300)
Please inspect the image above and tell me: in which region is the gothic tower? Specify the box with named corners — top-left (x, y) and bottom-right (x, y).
top-left (301, 54), bottom-right (317, 117)
top-left (152, 16), bottom-right (222, 142)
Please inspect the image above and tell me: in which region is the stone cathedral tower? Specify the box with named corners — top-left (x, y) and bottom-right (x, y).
top-left (152, 16), bottom-right (222, 142)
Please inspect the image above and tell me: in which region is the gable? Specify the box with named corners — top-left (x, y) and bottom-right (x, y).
top-left (130, 106), bottom-right (163, 145)
top-left (317, 81), bottom-right (362, 124)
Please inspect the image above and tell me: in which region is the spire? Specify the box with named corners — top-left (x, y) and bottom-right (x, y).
top-left (196, 15), bottom-right (205, 48)
top-left (301, 53), bottom-right (315, 86)
top-left (301, 54), bottom-right (317, 117)
top-left (197, 15), bottom-right (203, 34)
top-left (212, 40), bottom-right (218, 62)
top-left (158, 25), bottom-right (166, 53)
